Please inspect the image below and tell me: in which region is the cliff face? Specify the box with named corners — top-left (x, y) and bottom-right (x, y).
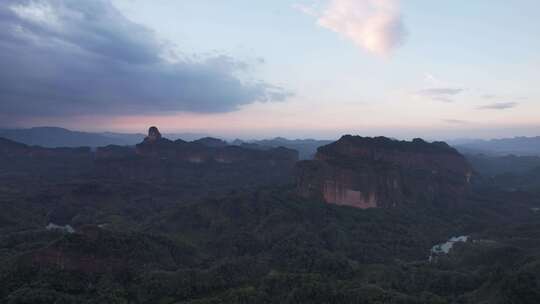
top-left (297, 135), bottom-right (472, 209)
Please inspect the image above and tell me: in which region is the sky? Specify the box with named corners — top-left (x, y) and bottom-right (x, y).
top-left (1, 0), bottom-right (539, 140)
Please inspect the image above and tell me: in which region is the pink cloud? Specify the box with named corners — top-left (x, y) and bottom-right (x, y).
top-left (299, 0), bottom-right (407, 56)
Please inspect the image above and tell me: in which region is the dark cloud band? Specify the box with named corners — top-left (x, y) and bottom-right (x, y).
top-left (477, 102), bottom-right (518, 110)
top-left (0, 0), bottom-right (291, 118)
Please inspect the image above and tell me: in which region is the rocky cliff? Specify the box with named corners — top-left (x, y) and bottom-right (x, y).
top-left (133, 126), bottom-right (299, 164)
top-left (297, 135), bottom-right (472, 209)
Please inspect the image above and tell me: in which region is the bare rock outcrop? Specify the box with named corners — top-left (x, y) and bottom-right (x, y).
top-left (146, 126), bottom-right (162, 142)
top-left (297, 135), bottom-right (473, 209)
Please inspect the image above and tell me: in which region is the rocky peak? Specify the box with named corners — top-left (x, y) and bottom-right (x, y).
top-left (146, 126), bottom-right (162, 142)
top-left (135, 126), bottom-right (175, 158)
top-left (297, 135), bottom-right (473, 209)
top-left (134, 127), bottom-right (299, 164)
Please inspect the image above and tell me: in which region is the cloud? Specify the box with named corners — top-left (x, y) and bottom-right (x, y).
top-left (443, 119), bottom-right (468, 124)
top-left (416, 88), bottom-right (464, 102)
top-left (418, 88), bottom-right (464, 96)
top-left (296, 0), bottom-right (407, 56)
top-left (477, 102), bottom-right (519, 110)
top-left (0, 0), bottom-right (291, 119)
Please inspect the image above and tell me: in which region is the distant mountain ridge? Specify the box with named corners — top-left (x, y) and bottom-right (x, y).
top-left (0, 127), bottom-right (143, 148)
top-left (0, 126), bottom-right (300, 192)
top-left (453, 136), bottom-right (540, 156)
top-left (7, 127), bottom-right (539, 158)
top-left (0, 127), bottom-right (209, 148)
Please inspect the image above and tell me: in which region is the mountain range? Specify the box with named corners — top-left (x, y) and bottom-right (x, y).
top-left (452, 136), bottom-right (540, 156)
top-left (1, 127), bottom-right (540, 303)
top-left (3, 127), bottom-right (540, 159)
top-left (0, 127), bottom-right (209, 148)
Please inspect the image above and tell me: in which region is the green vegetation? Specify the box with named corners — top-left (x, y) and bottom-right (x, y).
top-left (0, 179), bottom-right (539, 303)
top-left (1, 135), bottom-right (539, 303)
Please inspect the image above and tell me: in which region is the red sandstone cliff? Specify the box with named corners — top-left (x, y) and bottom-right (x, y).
top-left (297, 135), bottom-right (473, 209)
